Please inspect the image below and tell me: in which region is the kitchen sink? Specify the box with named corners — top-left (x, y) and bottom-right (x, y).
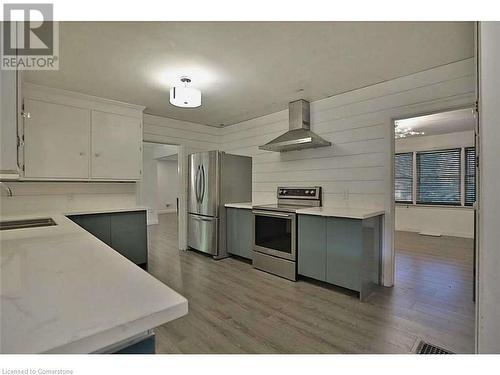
top-left (0, 218), bottom-right (57, 231)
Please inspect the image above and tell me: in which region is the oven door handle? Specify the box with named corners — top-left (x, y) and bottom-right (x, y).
top-left (252, 210), bottom-right (294, 218)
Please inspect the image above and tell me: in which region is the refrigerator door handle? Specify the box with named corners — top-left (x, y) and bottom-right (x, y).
top-left (200, 164), bottom-right (206, 204)
top-left (192, 215), bottom-right (215, 222)
top-left (195, 165), bottom-right (201, 203)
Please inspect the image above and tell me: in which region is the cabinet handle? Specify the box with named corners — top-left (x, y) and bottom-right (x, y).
top-left (94, 153), bottom-right (100, 157)
top-left (79, 152), bottom-right (86, 156)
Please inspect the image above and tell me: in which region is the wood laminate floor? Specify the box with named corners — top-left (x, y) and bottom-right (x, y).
top-left (148, 213), bottom-right (475, 354)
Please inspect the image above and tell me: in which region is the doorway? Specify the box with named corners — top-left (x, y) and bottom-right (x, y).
top-left (138, 141), bottom-right (180, 236)
top-left (391, 107), bottom-right (477, 352)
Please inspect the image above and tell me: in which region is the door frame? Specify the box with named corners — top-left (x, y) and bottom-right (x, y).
top-left (389, 104), bottom-right (477, 285)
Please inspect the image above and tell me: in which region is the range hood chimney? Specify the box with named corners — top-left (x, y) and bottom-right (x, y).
top-left (259, 100), bottom-right (332, 152)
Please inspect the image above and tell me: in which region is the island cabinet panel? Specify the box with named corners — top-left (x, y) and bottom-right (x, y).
top-left (298, 215), bottom-right (327, 282)
top-left (226, 208), bottom-right (253, 260)
top-left (70, 214), bottom-right (111, 246)
top-left (113, 335), bottom-right (156, 354)
top-left (110, 211), bottom-right (148, 267)
top-left (68, 210), bottom-right (147, 268)
top-left (326, 218), bottom-right (363, 292)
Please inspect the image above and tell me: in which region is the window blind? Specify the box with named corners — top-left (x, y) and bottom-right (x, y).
top-left (395, 152), bottom-right (413, 203)
top-left (465, 147), bottom-right (476, 206)
top-left (417, 149), bottom-right (461, 205)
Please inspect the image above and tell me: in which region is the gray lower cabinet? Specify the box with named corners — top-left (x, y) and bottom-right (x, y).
top-left (110, 212), bottom-right (148, 266)
top-left (298, 214), bottom-right (327, 282)
top-left (113, 334), bottom-right (155, 354)
top-left (68, 210), bottom-right (148, 268)
top-left (226, 208), bottom-right (253, 260)
top-left (326, 217), bottom-right (363, 292)
top-left (70, 214), bottom-right (112, 246)
top-left (298, 214), bottom-right (382, 300)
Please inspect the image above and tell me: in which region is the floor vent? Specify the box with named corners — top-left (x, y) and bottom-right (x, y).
top-left (416, 341), bottom-right (453, 354)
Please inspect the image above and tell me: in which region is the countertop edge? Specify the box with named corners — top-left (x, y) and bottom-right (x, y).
top-left (296, 209), bottom-right (386, 220)
top-left (44, 300), bottom-right (188, 354)
top-left (224, 203), bottom-right (253, 209)
top-left (64, 207), bottom-right (148, 216)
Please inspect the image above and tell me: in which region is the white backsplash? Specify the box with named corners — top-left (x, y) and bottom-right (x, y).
top-left (0, 182), bottom-right (137, 216)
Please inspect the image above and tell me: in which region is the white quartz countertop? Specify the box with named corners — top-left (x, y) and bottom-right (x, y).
top-left (296, 207), bottom-right (385, 219)
top-left (224, 202), bottom-right (253, 209)
top-left (224, 203), bottom-right (384, 219)
top-left (0, 213), bottom-right (188, 354)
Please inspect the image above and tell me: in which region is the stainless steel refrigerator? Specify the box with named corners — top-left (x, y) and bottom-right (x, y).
top-left (188, 150), bottom-right (252, 259)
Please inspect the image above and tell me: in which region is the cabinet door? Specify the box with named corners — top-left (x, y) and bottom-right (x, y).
top-left (226, 208), bottom-right (240, 256)
top-left (91, 110), bottom-right (141, 180)
top-left (24, 99), bottom-right (90, 179)
top-left (238, 209), bottom-right (253, 260)
top-left (69, 214), bottom-right (111, 246)
top-left (0, 68), bottom-right (18, 177)
top-left (110, 211), bottom-right (148, 265)
top-left (298, 215), bottom-right (327, 281)
top-left (326, 218), bottom-right (362, 292)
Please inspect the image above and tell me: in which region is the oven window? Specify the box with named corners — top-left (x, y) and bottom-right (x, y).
top-left (255, 215), bottom-right (292, 253)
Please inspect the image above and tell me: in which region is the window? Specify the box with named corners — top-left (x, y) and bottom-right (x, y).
top-left (465, 147), bottom-right (476, 206)
top-left (416, 149), bottom-right (461, 205)
top-left (395, 153), bottom-right (413, 203)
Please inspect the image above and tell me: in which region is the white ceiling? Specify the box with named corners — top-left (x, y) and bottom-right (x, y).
top-left (25, 22), bottom-right (474, 127)
top-left (395, 108), bottom-right (475, 136)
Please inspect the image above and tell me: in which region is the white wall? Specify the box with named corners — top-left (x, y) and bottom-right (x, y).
top-left (0, 182), bottom-right (137, 216)
top-left (157, 160), bottom-right (179, 213)
top-left (478, 21), bottom-right (500, 354)
top-left (139, 143), bottom-right (160, 224)
top-left (395, 131), bottom-right (474, 238)
top-left (143, 114), bottom-right (222, 151)
top-left (396, 130), bottom-right (474, 152)
top-left (220, 58), bottom-right (476, 286)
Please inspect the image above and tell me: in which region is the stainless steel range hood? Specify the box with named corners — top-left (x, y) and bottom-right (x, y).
top-left (259, 100), bottom-right (332, 152)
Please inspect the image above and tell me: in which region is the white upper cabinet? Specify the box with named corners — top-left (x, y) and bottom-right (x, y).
top-left (21, 84), bottom-right (145, 181)
top-left (24, 99), bottom-right (90, 179)
top-left (91, 110), bottom-right (142, 180)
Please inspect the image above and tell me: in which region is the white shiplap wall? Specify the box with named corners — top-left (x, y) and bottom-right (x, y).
top-left (222, 59), bottom-right (475, 208)
top-left (143, 113), bottom-right (222, 152)
top-left (221, 58), bottom-right (476, 285)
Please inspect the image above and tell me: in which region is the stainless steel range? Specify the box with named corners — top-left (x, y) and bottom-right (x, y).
top-left (252, 186), bottom-right (322, 281)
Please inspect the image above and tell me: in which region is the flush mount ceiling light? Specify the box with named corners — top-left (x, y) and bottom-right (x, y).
top-left (394, 121), bottom-right (425, 139)
top-left (169, 77), bottom-right (201, 108)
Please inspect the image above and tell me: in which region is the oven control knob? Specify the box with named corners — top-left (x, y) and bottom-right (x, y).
top-left (282, 190), bottom-right (287, 194)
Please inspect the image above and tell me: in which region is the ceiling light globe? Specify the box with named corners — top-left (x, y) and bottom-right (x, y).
top-left (169, 86), bottom-right (202, 108)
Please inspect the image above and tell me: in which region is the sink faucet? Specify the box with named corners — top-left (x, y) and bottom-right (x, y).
top-left (0, 182), bottom-right (13, 197)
